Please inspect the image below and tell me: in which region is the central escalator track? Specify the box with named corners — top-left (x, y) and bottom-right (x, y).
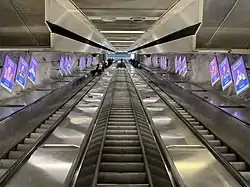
top-left (71, 68), bottom-right (174, 187)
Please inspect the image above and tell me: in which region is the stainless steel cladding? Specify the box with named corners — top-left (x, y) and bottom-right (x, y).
top-left (130, 0), bottom-right (250, 53)
top-left (45, 0), bottom-right (115, 53)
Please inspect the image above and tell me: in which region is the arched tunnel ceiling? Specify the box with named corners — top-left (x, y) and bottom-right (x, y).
top-left (72, 0), bottom-right (179, 52)
top-left (0, 0), bottom-right (250, 53)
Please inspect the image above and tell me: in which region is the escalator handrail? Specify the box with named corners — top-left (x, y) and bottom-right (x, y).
top-left (139, 68), bottom-right (250, 187)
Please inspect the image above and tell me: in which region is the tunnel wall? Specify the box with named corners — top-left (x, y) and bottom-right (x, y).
top-left (141, 53), bottom-right (250, 103)
top-left (0, 51), bottom-right (99, 101)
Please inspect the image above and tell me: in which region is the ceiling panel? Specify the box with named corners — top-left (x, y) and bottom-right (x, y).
top-left (74, 0), bottom-right (177, 9)
top-left (92, 20), bottom-right (155, 31)
top-left (73, 0), bottom-right (179, 51)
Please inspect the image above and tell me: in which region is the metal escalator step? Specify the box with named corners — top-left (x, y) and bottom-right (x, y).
top-left (109, 118), bottom-right (135, 122)
top-left (40, 124), bottom-right (51, 129)
top-left (30, 133), bottom-right (43, 138)
top-left (44, 120), bottom-right (54, 125)
top-left (190, 121), bottom-right (200, 125)
top-left (35, 128), bottom-right (47, 133)
top-left (230, 162), bottom-right (247, 171)
top-left (106, 135), bottom-right (138, 140)
top-left (97, 184), bottom-right (149, 187)
top-left (103, 147), bottom-right (141, 154)
top-left (99, 172), bottom-right (147, 184)
top-left (214, 146), bottom-right (228, 153)
top-left (109, 114), bottom-right (134, 118)
top-left (222, 153), bottom-right (237, 161)
top-left (16, 144), bottom-right (32, 150)
top-left (23, 138), bottom-right (37, 144)
top-left (109, 122), bottom-right (135, 125)
top-left (105, 140), bottom-right (140, 146)
top-left (110, 113), bottom-right (134, 115)
top-left (8, 151), bottom-right (24, 159)
top-left (193, 126), bottom-right (205, 130)
top-left (208, 140), bottom-right (221, 146)
top-left (240, 172), bottom-right (250, 181)
top-left (197, 130), bottom-right (209, 135)
top-left (100, 162), bottom-right (144, 172)
top-left (203, 135), bottom-right (215, 140)
top-left (0, 159), bottom-right (16, 168)
top-left (186, 118), bottom-right (196, 121)
top-left (107, 130), bottom-right (137, 135)
top-left (108, 126), bottom-right (137, 130)
top-left (0, 169), bottom-right (7, 177)
top-left (102, 154), bottom-right (143, 162)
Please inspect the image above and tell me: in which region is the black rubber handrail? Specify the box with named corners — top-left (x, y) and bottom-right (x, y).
top-left (64, 68), bottom-right (116, 187)
top-left (0, 74), bottom-right (102, 186)
top-left (138, 68), bottom-right (250, 187)
top-left (127, 65), bottom-right (185, 187)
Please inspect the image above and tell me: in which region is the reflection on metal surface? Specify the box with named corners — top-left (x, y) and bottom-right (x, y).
top-left (5, 148), bottom-right (77, 187)
top-left (168, 148), bottom-right (242, 187)
top-left (130, 67), bottom-right (242, 187)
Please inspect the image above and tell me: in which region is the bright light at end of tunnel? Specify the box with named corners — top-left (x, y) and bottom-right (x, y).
top-left (109, 41), bottom-right (135, 43)
top-left (100, 31), bottom-right (145, 34)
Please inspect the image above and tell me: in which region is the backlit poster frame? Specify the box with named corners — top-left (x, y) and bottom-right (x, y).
top-left (231, 56), bottom-right (249, 95)
top-left (218, 56), bottom-right (233, 91)
top-left (182, 56), bottom-right (188, 76)
top-left (209, 56), bottom-right (220, 86)
top-left (175, 56), bottom-right (178, 73)
top-left (16, 56), bottom-right (28, 88)
top-left (0, 55), bottom-right (17, 93)
top-left (28, 56), bottom-right (38, 85)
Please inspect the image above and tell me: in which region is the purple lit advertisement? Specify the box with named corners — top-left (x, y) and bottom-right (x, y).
top-left (87, 57), bottom-right (92, 67)
top-left (231, 56), bottom-right (249, 95)
top-left (80, 56), bottom-right (86, 70)
top-left (178, 56), bottom-right (182, 74)
top-left (28, 56), bottom-right (37, 85)
top-left (0, 55), bottom-right (17, 92)
top-left (153, 56), bottom-right (158, 67)
top-left (59, 56), bottom-right (66, 75)
top-left (209, 57), bottom-right (220, 86)
top-left (218, 57), bottom-right (233, 90)
top-left (161, 56), bottom-right (167, 70)
top-left (16, 56), bottom-right (28, 88)
top-left (175, 56), bottom-right (178, 73)
top-left (65, 56), bottom-right (71, 74)
top-left (147, 57), bottom-right (152, 67)
top-left (182, 56), bottom-right (188, 76)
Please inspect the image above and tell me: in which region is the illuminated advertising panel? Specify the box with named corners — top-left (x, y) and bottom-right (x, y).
top-left (209, 56), bottom-right (220, 86)
top-left (16, 56), bottom-right (28, 88)
top-left (218, 57), bottom-right (233, 90)
top-left (231, 56), bottom-right (249, 95)
top-left (0, 55), bottom-right (17, 92)
top-left (28, 56), bottom-right (38, 85)
top-left (182, 56), bottom-right (188, 76)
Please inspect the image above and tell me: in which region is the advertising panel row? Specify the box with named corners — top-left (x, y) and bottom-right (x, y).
top-left (175, 56), bottom-right (188, 76)
top-left (209, 56), bottom-right (249, 95)
top-left (0, 55), bottom-right (38, 93)
top-left (59, 55), bottom-right (73, 76)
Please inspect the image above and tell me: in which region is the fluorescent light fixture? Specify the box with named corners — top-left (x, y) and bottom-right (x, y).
top-left (109, 41), bottom-right (135, 43)
top-left (100, 31), bottom-right (145, 34)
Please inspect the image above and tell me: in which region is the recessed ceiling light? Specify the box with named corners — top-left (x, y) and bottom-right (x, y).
top-left (100, 31), bottom-right (145, 34)
top-left (109, 41), bottom-right (135, 43)
top-left (101, 17), bottom-right (116, 22)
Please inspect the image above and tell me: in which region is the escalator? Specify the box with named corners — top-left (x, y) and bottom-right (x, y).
top-left (70, 68), bottom-right (175, 187)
